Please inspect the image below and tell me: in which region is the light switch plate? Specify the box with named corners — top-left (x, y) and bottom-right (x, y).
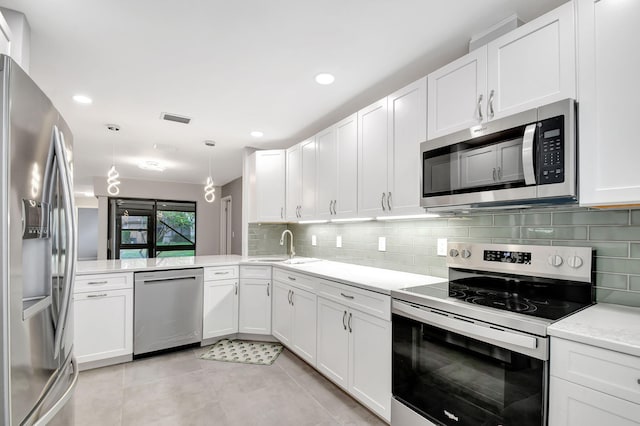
top-left (312, 235), bottom-right (317, 246)
top-left (378, 236), bottom-right (386, 252)
top-left (336, 235), bottom-right (342, 248)
top-left (437, 238), bottom-right (447, 256)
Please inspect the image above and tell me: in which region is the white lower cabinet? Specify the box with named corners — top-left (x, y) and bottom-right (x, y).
top-left (549, 377), bottom-right (640, 426)
top-left (317, 296), bottom-right (391, 421)
top-left (202, 266), bottom-right (239, 339)
top-left (272, 280), bottom-right (317, 366)
top-left (202, 278), bottom-right (238, 339)
top-left (73, 273), bottom-right (133, 366)
top-left (549, 337), bottom-right (640, 426)
top-left (239, 266), bottom-right (272, 335)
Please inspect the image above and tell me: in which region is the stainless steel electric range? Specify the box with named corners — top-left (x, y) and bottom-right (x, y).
top-left (390, 242), bottom-right (594, 426)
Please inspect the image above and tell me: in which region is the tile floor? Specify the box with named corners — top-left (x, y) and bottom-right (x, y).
top-left (58, 346), bottom-right (387, 425)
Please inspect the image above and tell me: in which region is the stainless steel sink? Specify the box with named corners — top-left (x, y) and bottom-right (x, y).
top-left (247, 257), bottom-right (288, 262)
top-left (281, 257), bottom-right (321, 265)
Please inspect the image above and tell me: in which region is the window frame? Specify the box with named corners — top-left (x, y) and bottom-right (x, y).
top-left (108, 197), bottom-right (197, 259)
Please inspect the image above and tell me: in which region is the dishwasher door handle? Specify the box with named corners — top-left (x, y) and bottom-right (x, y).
top-left (141, 276), bottom-right (197, 284)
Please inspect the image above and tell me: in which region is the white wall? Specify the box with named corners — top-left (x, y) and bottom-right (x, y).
top-left (93, 177), bottom-right (221, 259)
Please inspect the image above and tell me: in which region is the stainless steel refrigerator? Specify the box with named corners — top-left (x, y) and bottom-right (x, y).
top-left (0, 55), bottom-right (78, 425)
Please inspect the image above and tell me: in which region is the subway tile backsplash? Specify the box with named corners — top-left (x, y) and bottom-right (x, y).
top-left (249, 207), bottom-right (640, 307)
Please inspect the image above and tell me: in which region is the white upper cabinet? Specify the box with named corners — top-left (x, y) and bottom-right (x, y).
top-left (387, 77), bottom-right (427, 216)
top-left (286, 138), bottom-right (316, 220)
top-left (358, 98), bottom-right (389, 217)
top-left (251, 150), bottom-right (286, 222)
top-left (334, 115), bottom-right (359, 217)
top-left (577, 0), bottom-right (640, 206)
top-left (316, 126), bottom-right (337, 220)
top-left (316, 114), bottom-right (358, 220)
top-left (427, 48), bottom-right (487, 140)
top-left (286, 144), bottom-right (301, 221)
top-left (487, 1), bottom-right (576, 120)
top-left (427, 1), bottom-right (576, 141)
top-left (358, 78), bottom-right (427, 217)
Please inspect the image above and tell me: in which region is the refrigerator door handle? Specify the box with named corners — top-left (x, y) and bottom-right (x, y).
top-left (52, 127), bottom-right (77, 360)
top-left (31, 357), bottom-right (79, 426)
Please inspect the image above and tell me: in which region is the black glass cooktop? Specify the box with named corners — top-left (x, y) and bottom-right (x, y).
top-left (402, 274), bottom-right (593, 321)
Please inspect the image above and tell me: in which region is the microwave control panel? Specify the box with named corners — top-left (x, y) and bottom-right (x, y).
top-left (538, 115), bottom-right (564, 185)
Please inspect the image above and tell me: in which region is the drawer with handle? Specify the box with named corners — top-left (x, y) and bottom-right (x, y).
top-left (551, 337), bottom-right (640, 404)
top-left (204, 266), bottom-right (239, 281)
top-left (272, 268), bottom-right (315, 292)
top-left (316, 278), bottom-right (390, 320)
top-left (74, 273), bottom-right (133, 293)
top-left (240, 265), bottom-right (272, 280)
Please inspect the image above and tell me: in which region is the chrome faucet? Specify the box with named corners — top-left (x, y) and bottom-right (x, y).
top-left (280, 229), bottom-right (295, 259)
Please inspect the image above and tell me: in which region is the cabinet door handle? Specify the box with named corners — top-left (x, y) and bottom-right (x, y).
top-left (214, 271), bottom-right (229, 275)
top-left (87, 281), bottom-right (108, 285)
top-left (267, 283), bottom-right (270, 296)
top-left (235, 282), bottom-right (238, 295)
top-left (492, 168), bottom-right (497, 181)
top-left (348, 312), bottom-right (352, 333)
top-left (290, 291), bottom-right (294, 306)
top-left (288, 290), bottom-right (291, 304)
top-left (281, 207), bottom-right (283, 219)
top-left (342, 310), bottom-right (347, 330)
top-left (329, 201), bottom-right (333, 215)
top-left (332, 200), bottom-right (337, 215)
top-left (387, 192), bottom-right (392, 211)
top-left (477, 94), bottom-right (484, 121)
top-left (87, 293), bottom-right (108, 298)
top-left (288, 276), bottom-right (296, 281)
top-left (340, 292), bottom-right (354, 300)
top-left (497, 166), bottom-right (502, 180)
top-left (488, 89), bottom-right (495, 119)
top-left (381, 193), bottom-right (386, 211)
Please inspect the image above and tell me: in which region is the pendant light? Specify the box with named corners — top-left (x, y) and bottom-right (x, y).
top-left (204, 140), bottom-right (216, 203)
top-left (106, 124), bottom-right (121, 196)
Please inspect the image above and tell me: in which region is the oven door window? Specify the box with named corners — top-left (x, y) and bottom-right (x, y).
top-left (392, 314), bottom-right (544, 426)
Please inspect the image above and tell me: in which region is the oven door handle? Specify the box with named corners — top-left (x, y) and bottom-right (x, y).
top-left (522, 123), bottom-right (537, 185)
top-left (394, 301), bottom-right (538, 350)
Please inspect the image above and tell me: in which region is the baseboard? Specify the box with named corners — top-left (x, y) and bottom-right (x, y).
top-left (77, 354), bottom-right (132, 371)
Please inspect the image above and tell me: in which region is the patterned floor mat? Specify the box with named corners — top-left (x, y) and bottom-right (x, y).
top-left (200, 339), bottom-right (284, 365)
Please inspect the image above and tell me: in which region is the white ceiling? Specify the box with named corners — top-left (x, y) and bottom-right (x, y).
top-left (0, 0), bottom-right (567, 194)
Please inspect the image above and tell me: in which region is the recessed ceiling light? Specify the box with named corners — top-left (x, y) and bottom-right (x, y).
top-left (138, 160), bottom-right (166, 172)
top-left (72, 94), bottom-right (93, 104)
top-left (250, 131), bottom-right (264, 138)
top-left (315, 73), bottom-right (335, 85)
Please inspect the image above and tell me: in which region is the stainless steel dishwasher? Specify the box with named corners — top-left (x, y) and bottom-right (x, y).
top-left (134, 268), bottom-right (203, 355)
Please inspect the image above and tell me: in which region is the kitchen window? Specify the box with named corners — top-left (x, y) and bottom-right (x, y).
top-left (108, 198), bottom-right (196, 259)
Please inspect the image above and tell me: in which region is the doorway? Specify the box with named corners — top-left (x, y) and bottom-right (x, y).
top-left (220, 196), bottom-right (232, 255)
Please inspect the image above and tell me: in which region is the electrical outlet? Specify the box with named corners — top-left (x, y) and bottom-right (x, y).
top-left (312, 235), bottom-right (317, 246)
top-left (378, 236), bottom-right (386, 252)
top-left (336, 235), bottom-right (342, 248)
top-left (437, 238), bottom-right (448, 256)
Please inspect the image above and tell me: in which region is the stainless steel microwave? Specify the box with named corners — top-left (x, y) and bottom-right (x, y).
top-left (421, 99), bottom-right (577, 210)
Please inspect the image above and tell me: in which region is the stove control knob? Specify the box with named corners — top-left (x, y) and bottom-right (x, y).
top-left (449, 249), bottom-right (459, 258)
top-left (567, 256), bottom-right (583, 269)
top-left (461, 249), bottom-right (471, 259)
top-left (548, 255), bottom-right (563, 267)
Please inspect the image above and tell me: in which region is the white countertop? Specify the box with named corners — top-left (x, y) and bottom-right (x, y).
top-left (76, 255), bottom-right (243, 274)
top-left (77, 255), bottom-right (446, 294)
top-left (548, 303), bottom-right (640, 357)
top-left (273, 260), bottom-right (446, 294)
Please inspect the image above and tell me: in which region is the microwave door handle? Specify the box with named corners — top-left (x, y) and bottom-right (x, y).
top-left (522, 124), bottom-right (537, 185)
